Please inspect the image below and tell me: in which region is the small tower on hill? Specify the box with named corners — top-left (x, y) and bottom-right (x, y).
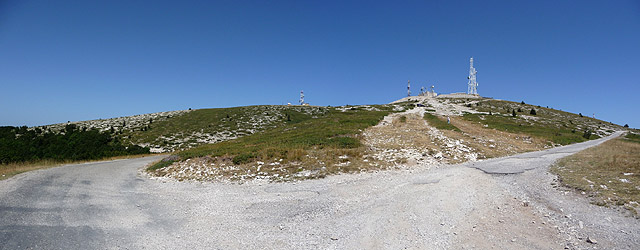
top-left (467, 57), bottom-right (478, 95)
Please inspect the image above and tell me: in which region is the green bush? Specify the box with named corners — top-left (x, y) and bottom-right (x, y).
top-left (233, 153), bottom-right (256, 165)
top-left (583, 130), bottom-right (592, 139)
top-left (328, 137), bottom-right (361, 148)
top-left (0, 125), bottom-right (150, 164)
top-left (147, 159), bottom-right (175, 171)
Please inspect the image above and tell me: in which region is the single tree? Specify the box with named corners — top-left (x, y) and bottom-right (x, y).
top-left (530, 108), bottom-right (537, 115)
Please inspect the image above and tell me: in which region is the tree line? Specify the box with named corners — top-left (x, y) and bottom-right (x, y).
top-left (0, 124), bottom-right (149, 164)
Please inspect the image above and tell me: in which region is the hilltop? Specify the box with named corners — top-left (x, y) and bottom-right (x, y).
top-left (29, 95), bottom-right (629, 182)
top-left (101, 95), bottom-right (623, 182)
top-left (5, 95), bottom-right (639, 249)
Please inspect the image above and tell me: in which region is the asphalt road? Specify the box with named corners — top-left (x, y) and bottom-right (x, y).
top-left (0, 156), bottom-right (170, 249)
top-left (470, 131), bottom-right (624, 174)
top-left (1, 131), bottom-right (637, 249)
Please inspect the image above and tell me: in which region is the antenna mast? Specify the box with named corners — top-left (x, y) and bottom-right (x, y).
top-left (299, 90), bottom-right (304, 105)
top-left (467, 57), bottom-right (478, 95)
top-left (407, 80), bottom-right (411, 97)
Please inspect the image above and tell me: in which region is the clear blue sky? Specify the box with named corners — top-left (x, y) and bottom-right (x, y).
top-left (1, 0), bottom-right (639, 128)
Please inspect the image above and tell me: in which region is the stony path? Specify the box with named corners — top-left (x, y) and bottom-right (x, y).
top-left (1, 132), bottom-right (638, 249)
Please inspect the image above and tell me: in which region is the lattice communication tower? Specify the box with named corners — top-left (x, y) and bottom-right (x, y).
top-left (467, 57), bottom-right (478, 95)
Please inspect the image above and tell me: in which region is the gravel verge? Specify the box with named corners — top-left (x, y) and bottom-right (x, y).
top-left (1, 132), bottom-right (637, 249)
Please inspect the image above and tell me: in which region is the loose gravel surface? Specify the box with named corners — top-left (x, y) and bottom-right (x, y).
top-left (1, 132), bottom-right (638, 249)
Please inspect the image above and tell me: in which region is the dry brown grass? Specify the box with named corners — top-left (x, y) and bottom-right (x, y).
top-left (361, 112), bottom-right (549, 166)
top-left (362, 113), bottom-right (444, 166)
top-left (364, 114), bottom-right (438, 151)
top-left (551, 135), bottom-right (640, 216)
top-left (446, 116), bottom-right (548, 159)
top-left (151, 147), bottom-right (375, 182)
top-left (0, 154), bottom-right (159, 181)
top-left (151, 113), bottom-right (440, 182)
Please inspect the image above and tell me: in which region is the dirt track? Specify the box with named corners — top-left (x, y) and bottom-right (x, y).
top-left (0, 132), bottom-right (638, 249)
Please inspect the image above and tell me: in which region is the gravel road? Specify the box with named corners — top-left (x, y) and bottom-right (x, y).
top-left (1, 132), bottom-right (638, 249)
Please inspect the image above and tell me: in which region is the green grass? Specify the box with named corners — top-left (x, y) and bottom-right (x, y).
top-left (146, 159), bottom-right (176, 171)
top-left (148, 105), bottom-right (399, 171)
top-left (624, 132), bottom-right (640, 144)
top-left (423, 113), bottom-right (461, 132)
top-left (462, 113), bottom-right (592, 145)
top-left (124, 105), bottom-right (328, 150)
top-left (460, 99), bottom-right (614, 145)
top-left (177, 108), bottom-right (390, 159)
top-left (472, 99), bottom-right (622, 133)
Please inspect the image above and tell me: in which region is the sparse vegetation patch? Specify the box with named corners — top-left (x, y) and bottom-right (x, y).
top-left (126, 105), bottom-right (329, 152)
top-left (148, 104), bottom-right (408, 181)
top-left (551, 134), bottom-right (640, 216)
top-left (461, 99), bottom-right (620, 145)
top-left (423, 113), bottom-right (461, 132)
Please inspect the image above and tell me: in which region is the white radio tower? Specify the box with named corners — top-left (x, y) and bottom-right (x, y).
top-left (299, 90), bottom-right (304, 105)
top-left (407, 80), bottom-right (411, 96)
top-left (467, 57), bottom-right (478, 95)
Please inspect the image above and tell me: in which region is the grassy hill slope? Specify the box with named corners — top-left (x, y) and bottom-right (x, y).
top-left (28, 96), bottom-right (631, 183)
top-left (122, 105), bottom-right (328, 152)
top-left (144, 97), bottom-right (629, 182)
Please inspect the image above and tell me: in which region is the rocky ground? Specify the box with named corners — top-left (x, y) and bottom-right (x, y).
top-left (134, 105), bottom-right (328, 152)
top-left (36, 110), bottom-right (192, 134)
top-left (151, 96), bottom-right (622, 183)
top-left (145, 132), bottom-right (639, 249)
top-left (2, 134), bottom-right (637, 249)
top-left (362, 106), bottom-right (477, 167)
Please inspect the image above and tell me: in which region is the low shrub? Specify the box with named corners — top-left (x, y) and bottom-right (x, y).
top-left (233, 153), bottom-right (256, 165)
top-left (583, 130), bottom-right (592, 139)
